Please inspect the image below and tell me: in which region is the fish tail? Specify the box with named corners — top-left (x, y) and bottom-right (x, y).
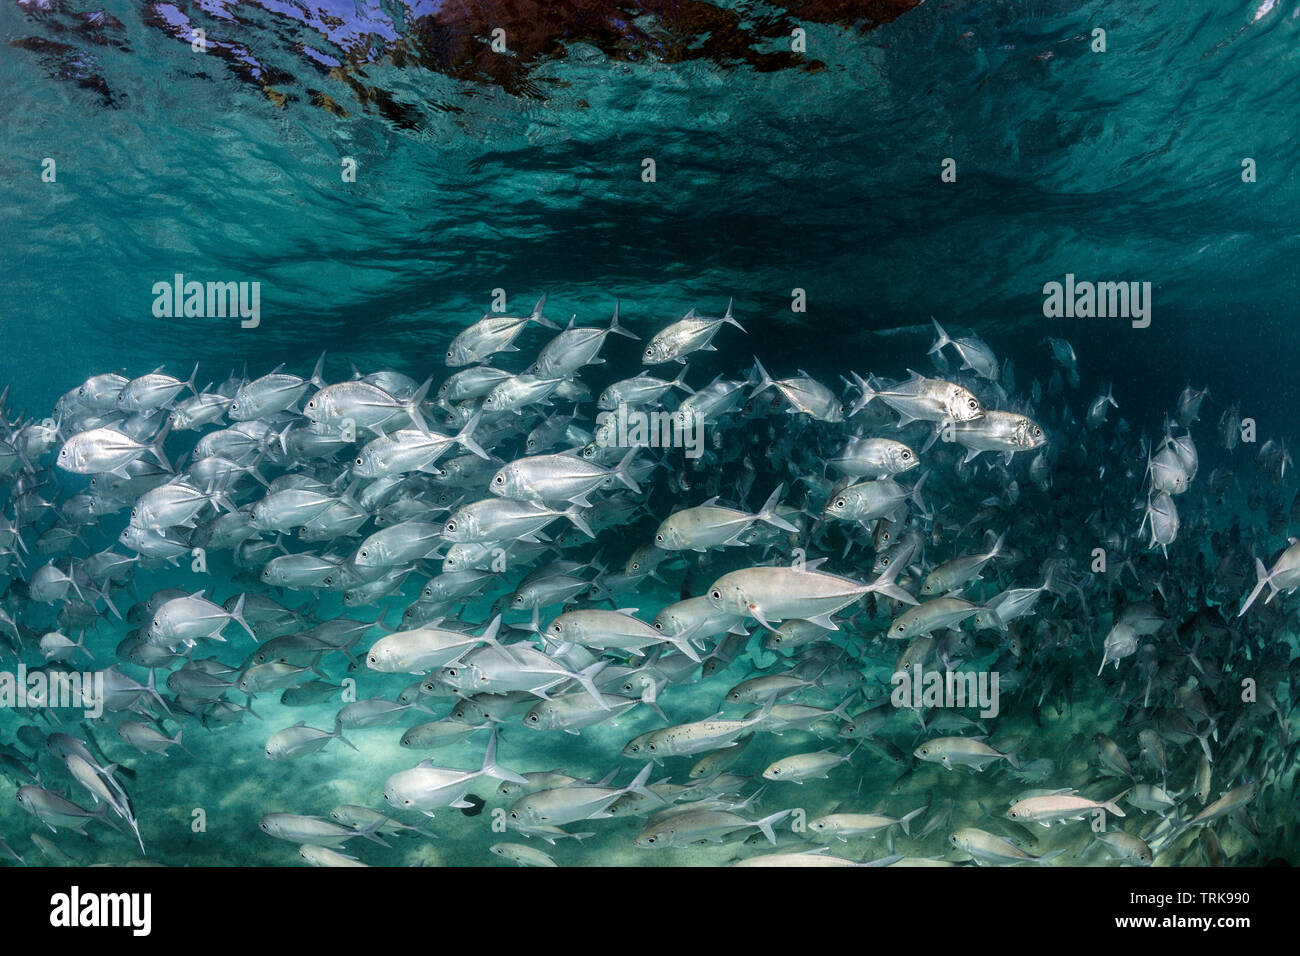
top-left (625, 762), bottom-right (658, 802)
top-left (332, 724), bottom-right (359, 754)
top-left (480, 730), bottom-right (528, 784)
top-left (1238, 558), bottom-right (1269, 617)
top-left (721, 298), bottom-right (745, 332)
top-left (528, 294), bottom-right (559, 330)
top-left (607, 300), bottom-right (639, 340)
top-left (750, 355), bottom-right (775, 396)
top-left (614, 447), bottom-right (642, 494)
top-left (928, 317), bottom-right (950, 355)
top-left (663, 628), bottom-right (702, 664)
top-left (898, 805), bottom-right (927, 836)
top-left (228, 593), bottom-right (257, 640)
top-left (571, 661), bottom-right (610, 710)
top-left (403, 378), bottom-right (434, 437)
top-left (755, 808), bottom-right (792, 845)
top-left (147, 419), bottom-right (173, 472)
top-left (456, 410), bottom-right (489, 460)
top-left (1103, 790), bottom-right (1130, 818)
top-left (756, 482), bottom-right (799, 533)
top-left (309, 350), bottom-right (328, 389)
top-left (562, 504), bottom-right (595, 539)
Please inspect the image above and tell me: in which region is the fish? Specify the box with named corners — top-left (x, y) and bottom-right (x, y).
top-left (0, 277), bottom-right (1292, 875)
top-left (1006, 790), bottom-right (1128, 826)
top-left (642, 301), bottom-right (746, 365)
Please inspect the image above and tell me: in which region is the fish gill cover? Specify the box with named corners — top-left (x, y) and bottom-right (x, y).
top-left (0, 0), bottom-right (1295, 872)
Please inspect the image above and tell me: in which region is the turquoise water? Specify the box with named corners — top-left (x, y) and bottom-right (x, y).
top-left (0, 0), bottom-right (1297, 866)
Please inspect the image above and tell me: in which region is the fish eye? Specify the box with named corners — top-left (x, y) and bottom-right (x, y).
top-left (446, 351), bottom-right (453, 358)
top-left (921, 748), bottom-right (928, 755)
top-left (528, 714), bottom-right (538, 722)
top-left (647, 743), bottom-right (656, 751)
top-left (445, 521), bottom-right (456, 532)
top-left (631, 562), bottom-right (640, 570)
top-left (1033, 427), bottom-right (1042, 437)
top-left (644, 348), bottom-right (653, 356)
top-left (836, 499), bottom-right (846, 509)
top-left (494, 476), bottom-right (504, 484)
top-left (901, 451), bottom-right (911, 459)
top-left (968, 399), bottom-right (977, 409)
top-left (655, 534), bottom-right (663, 542)
top-left (510, 811), bottom-right (518, 819)
top-left (447, 668), bottom-right (457, 677)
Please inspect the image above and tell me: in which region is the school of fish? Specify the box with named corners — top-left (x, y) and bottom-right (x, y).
top-left (0, 300), bottom-right (1295, 867)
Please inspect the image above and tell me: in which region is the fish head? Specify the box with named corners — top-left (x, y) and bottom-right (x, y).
top-left (824, 491), bottom-right (851, 517)
top-left (522, 705), bottom-right (552, 730)
top-left (622, 733), bottom-right (658, 758)
top-left (946, 385), bottom-right (984, 422)
top-left (633, 829), bottom-right (668, 848)
top-left (489, 464), bottom-right (521, 499)
top-left (353, 540), bottom-right (385, 568)
top-left (350, 448), bottom-right (381, 479)
top-left (302, 389), bottom-right (330, 423)
top-left (885, 445), bottom-right (917, 475)
top-left (445, 341), bottom-right (471, 367)
top-left (641, 339), bottom-right (672, 366)
top-left (442, 512), bottom-right (473, 542)
top-left (1015, 417), bottom-right (1047, 449)
top-left (705, 576), bottom-right (749, 618)
top-left (56, 441), bottom-right (80, 472)
top-left (652, 520), bottom-right (681, 550)
top-left (228, 388), bottom-right (255, 421)
top-left (439, 662), bottom-right (475, 692)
